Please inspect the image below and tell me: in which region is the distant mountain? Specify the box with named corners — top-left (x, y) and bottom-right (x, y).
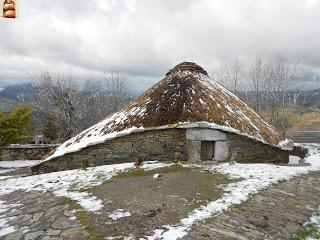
top-left (237, 88), bottom-right (320, 111)
top-left (0, 83), bottom-right (34, 102)
top-left (307, 88), bottom-right (320, 94)
top-left (0, 83), bottom-right (35, 111)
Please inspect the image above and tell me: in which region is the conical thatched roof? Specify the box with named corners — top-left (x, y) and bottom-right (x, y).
top-left (48, 62), bottom-right (287, 159)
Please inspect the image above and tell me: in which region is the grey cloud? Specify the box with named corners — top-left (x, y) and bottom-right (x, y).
top-left (1, 0), bottom-right (320, 92)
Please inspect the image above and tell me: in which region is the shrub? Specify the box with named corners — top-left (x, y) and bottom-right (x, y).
top-left (173, 152), bottom-right (182, 164)
top-left (0, 105), bottom-right (32, 146)
top-left (134, 157), bottom-right (143, 170)
top-left (80, 159), bottom-right (89, 170)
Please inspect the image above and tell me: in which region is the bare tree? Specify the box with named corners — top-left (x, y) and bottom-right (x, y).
top-left (212, 58), bottom-right (242, 95)
top-left (248, 55), bottom-right (264, 112)
top-left (31, 72), bottom-right (81, 140)
top-left (106, 68), bottom-right (128, 112)
top-left (213, 54), bottom-right (299, 133)
top-left (213, 63), bottom-right (231, 89)
top-left (230, 57), bottom-right (241, 95)
top-left (31, 70), bottom-right (129, 142)
top-left (261, 54), bottom-right (299, 132)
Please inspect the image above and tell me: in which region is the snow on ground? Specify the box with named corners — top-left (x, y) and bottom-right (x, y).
top-left (300, 205), bottom-right (320, 240)
top-left (0, 169), bottom-right (15, 175)
top-left (0, 160), bottom-right (42, 176)
top-left (0, 161), bottom-right (171, 212)
top-left (0, 160), bottom-right (41, 169)
top-left (0, 200), bottom-right (21, 237)
top-left (146, 143), bottom-right (320, 240)
top-left (0, 161), bottom-right (171, 236)
top-left (109, 209), bottom-right (131, 220)
top-left (1, 144), bottom-right (319, 239)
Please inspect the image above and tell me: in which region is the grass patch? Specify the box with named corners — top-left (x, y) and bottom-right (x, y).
top-left (59, 197), bottom-right (106, 240)
top-left (292, 210), bottom-right (320, 240)
top-left (76, 212), bottom-right (106, 240)
top-left (59, 197), bottom-right (82, 210)
top-left (79, 164), bottom-right (187, 192)
top-left (292, 224), bottom-right (320, 240)
top-left (110, 164), bottom-right (187, 181)
top-left (64, 165), bottom-right (235, 238)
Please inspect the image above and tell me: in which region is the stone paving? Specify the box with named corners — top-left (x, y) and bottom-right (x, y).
top-left (0, 190), bottom-right (88, 240)
top-left (183, 171), bottom-right (320, 240)
top-left (0, 168), bottom-right (319, 239)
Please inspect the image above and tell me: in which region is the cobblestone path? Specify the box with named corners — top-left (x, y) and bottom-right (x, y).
top-left (183, 171), bottom-right (320, 240)
top-left (0, 190), bottom-right (88, 240)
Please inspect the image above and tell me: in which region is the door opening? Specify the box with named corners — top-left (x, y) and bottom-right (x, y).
top-left (200, 141), bottom-right (215, 161)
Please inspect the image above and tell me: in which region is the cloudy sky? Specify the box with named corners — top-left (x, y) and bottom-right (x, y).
top-left (1, 0), bottom-right (320, 92)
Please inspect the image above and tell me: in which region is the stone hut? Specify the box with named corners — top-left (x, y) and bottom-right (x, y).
top-left (32, 62), bottom-right (293, 173)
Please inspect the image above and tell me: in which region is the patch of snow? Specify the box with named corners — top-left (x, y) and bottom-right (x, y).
top-left (199, 98), bottom-right (205, 105)
top-left (278, 138), bottom-right (294, 150)
top-left (46, 126), bottom-right (144, 160)
top-left (301, 206), bottom-right (320, 240)
top-left (0, 224), bottom-right (15, 237)
top-left (107, 235), bottom-right (135, 240)
top-left (153, 173), bottom-right (161, 179)
top-left (0, 176), bottom-right (12, 180)
top-left (0, 160), bottom-right (41, 169)
top-left (0, 200), bottom-right (20, 237)
top-left (109, 209), bottom-right (131, 220)
top-left (147, 143), bottom-right (320, 239)
top-left (0, 161), bottom-right (171, 213)
top-left (0, 169), bottom-right (14, 174)
top-left (289, 155), bottom-right (301, 165)
top-left (279, 138), bottom-right (291, 146)
top-left (309, 209), bottom-right (320, 227)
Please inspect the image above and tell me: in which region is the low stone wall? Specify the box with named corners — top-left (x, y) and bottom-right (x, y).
top-left (287, 131), bottom-right (320, 143)
top-left (226, 133), bottom-right (289, 163)
top-left (32, 129), bottom-right (187, 173)
top-left (32, 128), bottom-right (291, 173)
top-left (0, 144), bottom-right (59, 161)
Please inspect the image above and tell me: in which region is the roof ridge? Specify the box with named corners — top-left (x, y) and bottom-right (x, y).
top-left (166, 62), bottom-right (208, 76)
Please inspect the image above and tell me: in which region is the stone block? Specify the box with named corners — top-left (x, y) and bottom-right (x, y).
top-left (186, 140), bottom-right (201, 162)
top-left (215, 141), bottom-right (229, 161)
top-left (186, 129), bottom-right (226, 141)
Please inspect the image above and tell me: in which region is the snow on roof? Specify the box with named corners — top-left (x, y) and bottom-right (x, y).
top-left (47, 62), bottom-right (287, 160)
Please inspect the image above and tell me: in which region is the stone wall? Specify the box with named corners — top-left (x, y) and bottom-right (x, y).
top-left (32, 128), bottom-right (290, 173)
top-left (0, 145), bottom-right (59, 161)
top-left (226, 133), bottom-right (289, 163)
top-left (32, 129), bottom-right (187, 173)
top-left (186, 128), bottom-right (228, 162)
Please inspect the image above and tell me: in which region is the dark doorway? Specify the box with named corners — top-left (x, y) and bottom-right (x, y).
top-left (201, 141), bottom-right (215, 161)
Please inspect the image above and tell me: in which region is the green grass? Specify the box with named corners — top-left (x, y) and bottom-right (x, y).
top-left (292, 224), bottom-right (320, 240)
top-left (76, 212), bottom-right (106, 240)
top-left (79, 164), bottom-right (188, 192)
top-left (292, 210), bottom-right (320, 240)
top-left (59, 197), bottom-right (106, 240)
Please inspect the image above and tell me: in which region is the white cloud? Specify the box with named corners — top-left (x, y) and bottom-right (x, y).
top-left (1, 0), bottom-right (320, 91)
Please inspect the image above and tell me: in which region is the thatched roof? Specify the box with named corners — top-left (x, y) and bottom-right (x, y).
top-left (48, 62), bottom-right (287, 159)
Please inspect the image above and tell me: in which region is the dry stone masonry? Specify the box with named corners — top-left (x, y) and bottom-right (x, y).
top-left (32, 128), bottom-right (290, 173)
top-left (0, 144), bottom-right (58, 161)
